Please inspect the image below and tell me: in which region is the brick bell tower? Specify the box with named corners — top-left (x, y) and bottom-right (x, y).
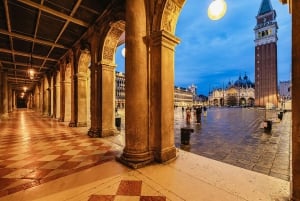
top-left (254, 0), bottom-right (278, 108)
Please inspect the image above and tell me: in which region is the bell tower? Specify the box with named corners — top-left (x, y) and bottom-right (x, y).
top-left (254, 0), bottom-right (278, 108)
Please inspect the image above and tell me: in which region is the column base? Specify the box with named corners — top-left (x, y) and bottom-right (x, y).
top-left (100, 128), bottom-right (118, 137)
top-left (69, 122), bottom-right (76, 127)
top-left (116, 151), bottom-right (154, 169)
top-left (88, 128), bottom-right (101, 138)
top-left (1, 113), bottom-right (9, 119)
top-left (58, 117), bottom-right (64, 122)
top-left (154, 146), bottom-right (177, 163)
top-left (77, 122), bottom-right (87, 127)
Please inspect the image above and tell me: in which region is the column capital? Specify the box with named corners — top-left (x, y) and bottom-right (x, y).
top-left (150, 30), bottom-right (180, 49)
top-left (100, 62), bottom-right (117, 72)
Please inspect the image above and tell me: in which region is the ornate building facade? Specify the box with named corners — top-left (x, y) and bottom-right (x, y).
top-left (174, 86), bottom-right (194, 107)
top-left (115, 71), bottom-right (125, 108)
top-left (208, 75), bottom-right (255, 107)
top-left (254, 0), bottom-right (278, 107)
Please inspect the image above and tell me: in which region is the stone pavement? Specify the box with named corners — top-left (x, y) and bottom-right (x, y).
top-left (174, 107), bottom-right (291, 181)
top-left (107, 107), bottom-right (291, 181)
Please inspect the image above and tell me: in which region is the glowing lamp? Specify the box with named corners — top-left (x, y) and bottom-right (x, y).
top-left (28, 69), bottom-right (35, 79)
top-left (121, 47), bottom-right (125, 57)
top-left (208, 0), bottom-right (227, 21)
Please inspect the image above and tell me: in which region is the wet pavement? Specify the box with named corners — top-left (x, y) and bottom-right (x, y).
top-left (112, 107), bottom-right (291, 181)
top-left (174, 107), bottom-right (291, 181)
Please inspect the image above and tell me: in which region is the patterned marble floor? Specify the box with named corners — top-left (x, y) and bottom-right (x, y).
top-left (0, 109), bottom-right (121, 198)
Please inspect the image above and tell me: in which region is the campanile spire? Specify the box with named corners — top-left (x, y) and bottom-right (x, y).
top-left (254, 0), bottom-right (278, 107)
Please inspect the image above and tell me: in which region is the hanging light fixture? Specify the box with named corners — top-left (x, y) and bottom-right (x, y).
top-left (28, 53), bottom-right (35, 80)
top-left (208, 0), bottom-right (227, 21)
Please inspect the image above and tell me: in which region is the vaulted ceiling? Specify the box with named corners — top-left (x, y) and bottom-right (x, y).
top-left (0, 0), bottom-right (121, 92)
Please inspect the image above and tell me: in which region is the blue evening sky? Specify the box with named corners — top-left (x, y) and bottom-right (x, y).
top-left (115, 0), bottom-right (291, 96)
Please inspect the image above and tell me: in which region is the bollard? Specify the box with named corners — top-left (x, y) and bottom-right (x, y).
top-left (115, 117), bottom-right (121, 128)
top-left (181, 127), bottom-right (194, 145)
top-left (263, 120), bottom-right (272, 133)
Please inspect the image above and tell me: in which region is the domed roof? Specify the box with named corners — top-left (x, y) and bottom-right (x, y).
top-left (233, 74), bottom-right (255, 88)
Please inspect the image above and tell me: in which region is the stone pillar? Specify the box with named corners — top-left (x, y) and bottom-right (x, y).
top-left (55, 72), bottom-right (61, 119)
top-left (1, 70), bottom-right (8, 118)
top-left (69, 51), bottom-right (77, 127)
top-left (88, 34), bottom-right (101, 137)
top-left (292, 0), bottom-right (300, 200)
top-left (8, 85), bottom-right (12, 112)
top-left (77, 71), bottom-right (87, 127)
top-left (149, 30), bottom-right (179, 162)
top-left (87, 68), bottom-right (91, 126)
top-left (39, 83), bottom-right (43, 114)
top-left (52, 74), bottom-right (56, 118)
top-left (98, 63), bottom-right (117, 136)
top-left (59, 61), bottom-right (66, 122)
top-left (64, 64), bottom-right (72, 122)
top-left (51, 76), bottom-right (54, 117)
top-left (0, 71), bottom-right (2, 115)
top-left (117, 0), bottom-right (153, 168)
top-left (13, 90), bottom-right (15, 110)
top-left (35, 85), bottom-right (40, 112)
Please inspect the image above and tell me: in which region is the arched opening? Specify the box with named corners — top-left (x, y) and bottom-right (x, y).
top-left (240, 97), bottom-right (246, 106)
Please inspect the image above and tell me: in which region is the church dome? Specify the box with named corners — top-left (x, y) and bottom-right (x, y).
top-left (233, 74), bottom-right (254, 88)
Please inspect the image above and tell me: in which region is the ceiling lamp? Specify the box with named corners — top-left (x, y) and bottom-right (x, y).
top-left (28, 53), bottom-right (35, 80)
top-left (121, 47), bottom-right (125, 57)
top-left (28, 68), bottom-right (35, 80)
top-left (208, 0), bottom-right (227, 21)
top-left (23, 86), bottom-right (27, 92)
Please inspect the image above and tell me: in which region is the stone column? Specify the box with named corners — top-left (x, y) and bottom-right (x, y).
top-left (13, 90), bottom-right (15, 110)
top-left (149, 30), bottom-right (179, 162)
top-left (55, 72), bottom-right (61, 119)
top-left (59, 61), bottom-right (66, 122)
top-left (88, 33), bottom-right (101, 137)
top-left (1, 70), bottom-right (8, 118)
top-left (64, 65), bottom-right (72, 122)
top-left (52, 74), bottom-right (56, 118)
top-left (98, 63), bottom-right (117, 136)
top-left (77, 71), bottom-right (87, 127)
top-left (8, 85), bottom-right (12, 112)
top-left (292, 0), bottom-right (300, 200)
top-left (69, 51), bottom-right (77, 127)
top-left (51, 76), bottom-right (54, 117)
top-left (39, 82), bottom-right (43, 114)
top-left (0, 71), bottom-right (2, 115)
top-left (117, 0), bottom-right (153, 168)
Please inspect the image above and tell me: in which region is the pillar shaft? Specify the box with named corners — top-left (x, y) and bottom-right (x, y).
top-left (77, 72), bottom-right (87, 127)
top-left (88, 33), bottom-right (101, 137)
top-left (292, 0), bottom-right (300, 200)
top-left (8, 85), bottom-right (12, 112)
top-left (118, 0), bottom-right (153, 168)
top-left (149, 30), bottom-right (180, 162)
top-left (0, 71), bottom-right (2, 115)
top-left (99, 63), bottom-right (117, 136)
top-left (56, 81), bottom-right (61, 119)
top-left (59, 62), bottom-right (65, 122)
top-left (13, 90), bottom-right (15, 110)
top-left (2, 71), bottom-right (8, 118)
top-left (69, 51), bottom-right (77, 127)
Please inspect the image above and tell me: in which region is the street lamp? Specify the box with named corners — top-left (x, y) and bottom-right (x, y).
top-left (208, 0), bottom-right (227, 21)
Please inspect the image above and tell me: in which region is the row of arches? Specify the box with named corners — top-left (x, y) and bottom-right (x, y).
top-left (25, 0), bottom-right (186, 169)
